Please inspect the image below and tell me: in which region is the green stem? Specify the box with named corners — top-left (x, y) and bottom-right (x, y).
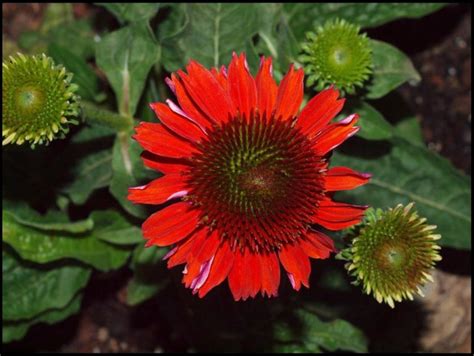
top-left (80, 101), bottom-right (134, 132)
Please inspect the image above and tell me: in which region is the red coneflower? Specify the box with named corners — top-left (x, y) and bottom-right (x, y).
top-left (128, 53), bottom-right (370, 300)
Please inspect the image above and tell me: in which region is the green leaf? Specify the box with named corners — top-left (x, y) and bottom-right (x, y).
top-left (332, 136), bottom-right (471, 249)
top-left (49, 20), bottom-right (97, 59)
top-left (366, 40), bottom-right (421, 99)
top-left (3, 292), bottom-right (83, 343)
top-left (62, 147), bottom-right (114, 205)
top-left (109, 133), bottom-right (158, 218)
top-left (96, 3), bottom-right (160, 24)
top-left (96, 23), bottom-right (159, 116)
top-left (345, 100), bottom-right (393, 140)
top-left (90, 210), bottom-right (143, 245)
top-left (394, 116), bottom-right (424, 146)
top-left (126, 274), bottom-right (167, 306)
top-left (3, 200), bottom-right (93, 233)
top-left (19, 13), bottom-right (96, 59)
top-left (2, 249), bottom-right (91, 321)
top-left (126, 245), bottom-right (169, 306)
top-left (157, 3), bottom-right (189, 73)
top-left (273, 309), bottom-right (367, 352)
top-left (281, 3), bottom-right (447, 44)
top-left (252, 3), bottom-right (282, 59)
top-left (3, 209), bottom-right (132, 271)
top-left (136, 76), bottom-right (161, 123)
top-left (131, 243), bottom-right (168, 267)
top-left (71, 123), bottom-right (116, 143)
top-left (47, 43), bottom-right (100, 100)
top-left (275, 11), bottom-right (301, 73)
top-left (18, 30), bottom-right (47, 54)
top-left (160, 3), bottom-right (259, 71)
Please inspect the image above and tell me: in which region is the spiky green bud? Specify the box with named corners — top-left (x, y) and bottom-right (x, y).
top-left (299, 19), bottom-right (373, 95)
top-left (2, 53), bottom-right (80, 147)
top-left (339, 203), bottom-right (442, 308)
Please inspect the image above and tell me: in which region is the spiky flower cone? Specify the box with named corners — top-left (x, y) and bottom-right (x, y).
top-left (299, 19), bottom-right (373, 95)
top-left (127, 53), bottom-right (371, 300)
top-left (341, 203), bottom-right (442, 308)
top-left (2, 53), bottom-right (80, 147)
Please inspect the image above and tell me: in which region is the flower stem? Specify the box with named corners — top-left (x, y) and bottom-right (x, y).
top-left (80, 101), bottom-right (134, 132)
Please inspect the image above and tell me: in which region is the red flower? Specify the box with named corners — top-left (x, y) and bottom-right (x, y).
top-left (128, 53), bottom-right (370, 300)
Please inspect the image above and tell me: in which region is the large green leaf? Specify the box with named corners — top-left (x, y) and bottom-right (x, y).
top-left (275, 11), bottom-right (301, 73)
top-left (3, 292), bottom-right (83, 343)
top-left (273, 308), bottom-right (367, 352)
top-left (157, 3), bottom-right (189, 72)
top-left (160, 3), bottom-right (259, 71)
top-left (96, 23), bottom-right (159, 116)
top-left (344, 100), bottom-right (393, 140)
top-left (366, 40), bottom-right (421, 99)
top-left (96, 3), bottom-right (160, 24)
top-left (62, 147), bottom-right (114, 205)
top-left (19, 19), bottom-right (96, 59)
top-left (332, 136), bottom-right (471, 249)
top-left (70, 123), bottom-right (116, 143)
top-left (394, 116), bottom-right (424, 146)
top-left (126, 245), bottom-right (169, 306)
top-left (3, 200), bottom-right (93, 233)
top-left (253, 3), bottom-right (282, 59)
top-left (109, 133), bottom-right (158, 218)
top-left (90, 210), bottom-right (143, 245)
top-left (282, 3), bottom-right (447, 44)
top-left (136, 76), bottom-right (161, 123)
top-left (49, 20), bottom-right (97, 59)
top-left (2, 250), bottom-right (90, 321)
top-left (48, 43), bottom-right (100, 100)
top-left (3, 209), bottom-right (132, 271)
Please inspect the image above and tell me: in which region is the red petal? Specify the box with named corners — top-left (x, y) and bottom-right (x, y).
top-left (228, 249), bottom-right (260, 301)
top-left (133, 122), bottom-right (197, 159)
top-left (297, 86), bottom-right (345, 138)
top-left (182, 229), bottom-right (209, 287)
top-left (142, 202), bottom-right (200, 246)
top-left (128, 174), bottom-right (188, 205)
top-left (150, 102), bottom-right (206, 142)
top-left (312, 197), bottom-right (367, 230)
top-left (247, 252), bottom-right (262, 299)
top-left (274, 65), bottom-right (304, 120)
top-left (312, 114), bottom-right (359, 156)
top-left (167, 235), bottom-right (198, 268)
top-left (256, 57), bottom-right (278, 116)
top-left (141, 152), bottom-right (190, 175)
top-left (260, 252), bottom-right (280, 297)
top-left (299, 230), bottom-right (336, 260)
top-left (171, 73), bottom-right (213, 131)
top-left (197, 242), bottom-right (235, 298)
top-left (278, 243), bottom-right (311, 291)
top-left (191, 229), bottom-right (221, 265)
top-left (180, 61), bottom-right (235, 123)
top-left (325, 166), bottom-right (371, 191)
top-left (228, 53), bottom-right (257, 118)
top-left (228, 250), bottom-right (246, 301)
top-left (211, 65), bottom-right (229, 92)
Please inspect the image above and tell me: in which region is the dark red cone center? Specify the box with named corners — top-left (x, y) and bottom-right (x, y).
top-left (185, 112), bottom-right (326, 252)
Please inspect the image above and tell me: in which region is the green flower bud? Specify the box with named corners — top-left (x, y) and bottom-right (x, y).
top-left (299, 19), bottom-right (373, 95)
top-left (339, 203), bottom-right (442, 308)
top-left (2, 53), bottom-right (80, 147)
